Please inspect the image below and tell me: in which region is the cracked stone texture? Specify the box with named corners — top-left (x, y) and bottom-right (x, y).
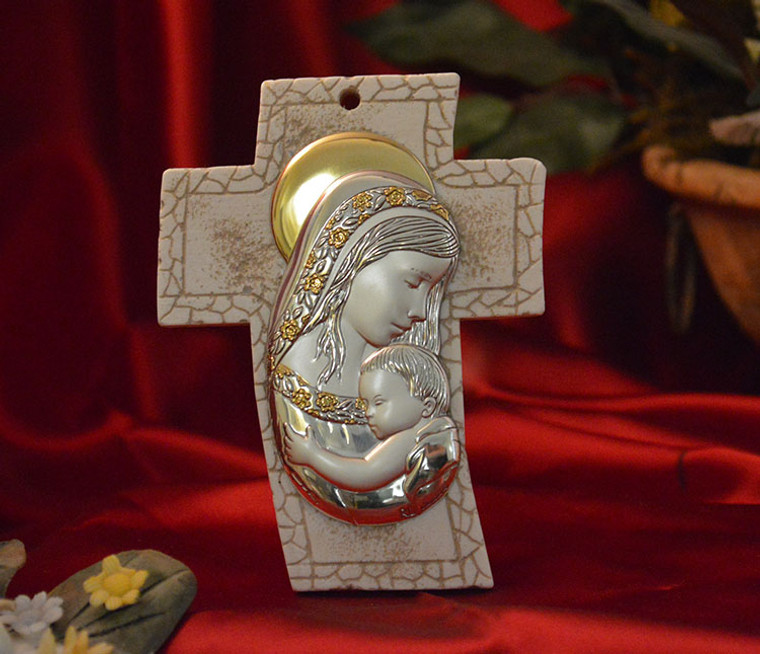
top-left (158, 73), bottom-right (545, 592)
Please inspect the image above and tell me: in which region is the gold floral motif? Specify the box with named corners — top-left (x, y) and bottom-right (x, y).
top-left (292, 388), bottom-right (312, 409)
top-left (328, 227), bottom-right (350, 249)
top-left (274, 363), bottom-right (292, 378)
top-left (355, 397), bottom-right (368, 412)
top-left (280, 319), bottom-right (301, 341)
top-left (352, 191), bottom-right (372, 211)
top-left (384, 186), bottom-right (406, 206)
top-left (303, 273), bottom-right (326, 294)
top-left (304, 251), bottom-right (317, 269)
top-left (430, 203), bottom-right (449, 220)
top-left (357, 212), bottom-right (371, 225)
top-left (316, 392), bottom-right (339, 412)
top-left (412, 189), bottom-right (432, 201)
top-left (272, 372), bottom-right (368, 424)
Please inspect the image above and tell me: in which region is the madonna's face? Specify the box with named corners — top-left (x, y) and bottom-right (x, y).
top-left (342, 250), bottom-right (452, 348)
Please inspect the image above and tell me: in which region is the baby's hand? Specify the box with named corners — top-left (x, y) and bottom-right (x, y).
top-left (283, 424), bottom-right (314, 466)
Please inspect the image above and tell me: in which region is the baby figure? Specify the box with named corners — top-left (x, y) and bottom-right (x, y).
top-left (283, 343), bottom-right (459, 493)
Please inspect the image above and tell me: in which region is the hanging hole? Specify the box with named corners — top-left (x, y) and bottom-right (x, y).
top-left (339, 88), bottom-right (361, 111)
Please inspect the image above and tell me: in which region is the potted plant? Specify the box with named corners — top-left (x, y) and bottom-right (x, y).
top-left (349, 0), bottom-right (760, 342)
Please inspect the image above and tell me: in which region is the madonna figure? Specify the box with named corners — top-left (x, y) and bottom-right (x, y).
top-left (267, 170), bottom-right (461, 524)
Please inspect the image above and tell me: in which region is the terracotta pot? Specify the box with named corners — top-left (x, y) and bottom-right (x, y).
top-left (642, 144), bottom-right (760, 344)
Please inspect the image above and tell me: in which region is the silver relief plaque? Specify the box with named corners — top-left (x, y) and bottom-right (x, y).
top-left (268, 153), bottom-right (461, 524)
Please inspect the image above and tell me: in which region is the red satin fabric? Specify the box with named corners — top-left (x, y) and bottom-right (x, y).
top-left (2, 1), bottom-right (760, 652)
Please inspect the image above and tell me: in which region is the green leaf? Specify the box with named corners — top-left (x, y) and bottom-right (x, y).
top-left (51, 550), bottom-right (197, 654)
top-left (349, 0), bottom-right (608, 86)
top-left (669, 0), bottom-right (757, 88)
top-left (581, 0), bottom-right (744, 81)
top-left (472, 93), bottom-right (627, 174)
top-left (454, 94), bottom-right (514, 149)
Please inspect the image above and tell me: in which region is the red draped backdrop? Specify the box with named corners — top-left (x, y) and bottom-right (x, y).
top-left (2, 1), bottom-right (760, 652)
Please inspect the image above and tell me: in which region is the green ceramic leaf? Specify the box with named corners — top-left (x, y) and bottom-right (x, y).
top-left (580, 0), bottom-right (744, 81)
top-left (454, 94), bottom-right (515, 149)
top-left (473, 93), bottom-right (626, 174)
top-left (349, 0), bottom-right (608, 86)
top-left (0, 540), bottom-right (26, 598)
top-left (50, 550), bottom-right (196, 654)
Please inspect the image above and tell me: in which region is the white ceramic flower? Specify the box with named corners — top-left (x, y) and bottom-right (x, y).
top-left (0, 593), bottom-right (63, 639)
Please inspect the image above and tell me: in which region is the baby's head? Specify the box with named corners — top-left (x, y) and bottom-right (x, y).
top-left (359, 344), bottom-right (450, 439)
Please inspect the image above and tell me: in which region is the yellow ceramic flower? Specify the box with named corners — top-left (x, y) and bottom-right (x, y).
top-left (36, 626), bottom-right (113, 654)
top-left (83, 555), bottom-right (148, 611)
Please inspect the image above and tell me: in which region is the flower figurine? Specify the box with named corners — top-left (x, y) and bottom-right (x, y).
top-left (0, 593), bottom-right (63, 640)
top-left (83, 555), bottom-right (148, 611)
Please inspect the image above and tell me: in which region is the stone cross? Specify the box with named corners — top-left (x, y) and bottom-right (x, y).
top-left (158, 73), bottom-right (545, 591)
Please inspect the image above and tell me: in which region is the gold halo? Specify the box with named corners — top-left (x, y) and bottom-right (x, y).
top-left (271, 132), bottom-right (434, 260)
